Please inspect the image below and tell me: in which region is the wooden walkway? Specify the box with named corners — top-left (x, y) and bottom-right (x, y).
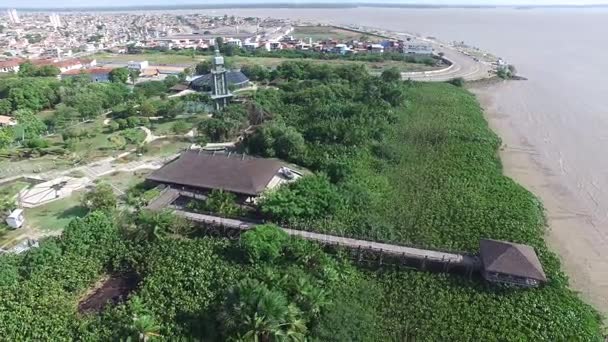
top-left (173, 210), bottom-right (478, 268)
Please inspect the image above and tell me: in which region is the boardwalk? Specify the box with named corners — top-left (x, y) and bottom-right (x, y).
top-left (173, 210), bottom-right (478, 269)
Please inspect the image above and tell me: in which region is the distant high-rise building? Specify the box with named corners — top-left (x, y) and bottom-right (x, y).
top-left (49, 13), bottom-right (62, 28)
top-left (7, 9), bottom-right (20, 24)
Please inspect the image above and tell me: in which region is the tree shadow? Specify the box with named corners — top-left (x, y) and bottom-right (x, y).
top-left (57, 205), bottom-right (88, 219)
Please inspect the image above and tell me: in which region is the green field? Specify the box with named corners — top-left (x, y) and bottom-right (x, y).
top-left (144, 138), bottom-right (191, 157)
top-left (97, 170), bottom-right (151, 192)
top-left (292, 25), bottom-right (384, 42)
top-left (93, 52), bottom-right (440, 73)
top-left (92, 52), bottom-right (201, 65)
top-left (24, 194), bottom-right (87, 232)
top-left (0, 181), bottom-right (29, 198)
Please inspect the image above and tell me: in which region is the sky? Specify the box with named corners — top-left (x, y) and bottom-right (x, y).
top-left (2, 0), bottom-right (607, 9)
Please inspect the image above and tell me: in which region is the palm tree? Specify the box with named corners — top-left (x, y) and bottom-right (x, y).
top-left (132, 314), bottom-right (161, 342)
top-left (221, 279), bottom-right (308, 341)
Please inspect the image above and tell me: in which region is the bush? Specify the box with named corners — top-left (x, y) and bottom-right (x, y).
top-left (82, 183), bottom-right (116, 212)
top-left (241, 224), bottom-right (288, 262)
top-left (447, 77), bottom-right (465, 87)
top-left (171, 120), bottom-right (190, 134)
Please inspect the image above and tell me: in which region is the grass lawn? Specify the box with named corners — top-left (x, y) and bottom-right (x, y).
top-left (229, 55), bottom-right (439, 73)
top-left (292, 26), bottom-right (384, 42)
top-left (0, 181), bottom-right (30, 198)
top-left (92, 52), bottom-right (202, 65)
top-left (24, 193), bottom-right (87, 232)
top-left (144, 138), bottom-right (191, 157)
top-left (97, 170), bottom-right (152, 192)
top-left (0, 156), bottom-right (74, 179)
top-left (93, 52), bottom-right (439, 73)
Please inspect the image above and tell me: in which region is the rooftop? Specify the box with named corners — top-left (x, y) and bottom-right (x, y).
top-left (479, 239), bottom-right (547, 282)
top-left (190, 70), bottom-right (249, 89)
top-left (147, 151), bottom-right (283, 196)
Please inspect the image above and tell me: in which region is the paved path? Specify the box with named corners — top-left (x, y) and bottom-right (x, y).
top-left (172, 210), bottom-right (476, 267)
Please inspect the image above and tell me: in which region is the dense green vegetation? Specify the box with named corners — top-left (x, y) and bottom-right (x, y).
top-left (0, 61), bottom-right (601, 340)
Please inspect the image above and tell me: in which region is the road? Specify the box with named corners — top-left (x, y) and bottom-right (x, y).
top-left (399, 38), bottom-right (493, 82)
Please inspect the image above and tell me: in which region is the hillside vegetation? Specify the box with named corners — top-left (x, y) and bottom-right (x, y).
top-left (0, 62), bottom-right (601, 340)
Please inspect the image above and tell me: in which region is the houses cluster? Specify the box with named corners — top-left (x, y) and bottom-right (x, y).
top-left (0, 57), bottom-right (97, 74)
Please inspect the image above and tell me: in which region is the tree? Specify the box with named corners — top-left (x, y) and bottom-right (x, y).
top-left (109, 67), bottom-right (130, 83)
top-left (82, 183), bottom-right (116, 212)
top-left (203, 189), bottom-right (241, 216)
top-left (259, 175), bottom-right (342, 222)
top-left (162, 75), bottom-right (180, 88)
top-left (195, 60), bottom-right (212, 75)
top-left (132, 314), bottom-right (161, 342)
top-left (241, 224), bottom-right (288, 263)
top-left (171, 120), bottom-right (190, 134)
top-left (220, 278), bottom-right (307, 341)
top-left (133, 209), bottom-right (192, 241)
top-left (74, 91), bottom-right (104, 120)
top-left (0, 128), bottom-right (13, 150)
top-left (36, 65), bottom-right (60, 77)
top-left (52, 104), bottom-right (79, 128)
top-left (246, 123), bottom-right (306, 161)
top-left (139, 101), bottom-right (158, 118)
top-left (0, 99), bottom-right (11, 115)
top-left (129, 70), bottom-right (140, 85)
top-left (13, 109), bottom-right (46, 140)
top-left (17, 62), bottom-right (37, 77)
top-left (381, 67), bottom-right (401, 83)
top-left (447, 77), bottom-right (465, 87)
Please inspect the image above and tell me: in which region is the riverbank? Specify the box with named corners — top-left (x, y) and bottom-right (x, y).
top-left (470, 81), bottom-right (608, 317)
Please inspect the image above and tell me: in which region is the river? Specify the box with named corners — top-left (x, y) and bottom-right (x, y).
top-left (198, 7), bottom-right (608, 313)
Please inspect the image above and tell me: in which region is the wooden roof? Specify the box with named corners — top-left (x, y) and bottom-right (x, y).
top-left (147, 151), bottom-right (282, 196)
top-left (479, 239), bottom-right (547, 282)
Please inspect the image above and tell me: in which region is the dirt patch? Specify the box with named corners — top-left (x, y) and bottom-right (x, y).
top-left (78, 272), bottom-right (140, 314)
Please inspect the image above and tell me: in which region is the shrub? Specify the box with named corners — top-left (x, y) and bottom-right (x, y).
top-left (241, 224), bottom-right (288, 262)
top-left (447, 77), bottom-right (465, 87)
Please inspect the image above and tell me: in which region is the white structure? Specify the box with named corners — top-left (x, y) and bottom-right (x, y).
top-left (225, 38), bottom-right (242, 48)
top-left (369, 44), bottom-right (384, 54)
top-left (19, 176), bottom-right (91, 208)
top-left (49, 13), bottom-right (62, 28)
top-left (6, 209), bottom-right (25, 229)
top-left (243, 42), bottom-right (258, 51)
top-left (7, 9), bottom-right (20, 24)
top-left (0, 60), bottom-right (20, 73)
top-left (128, 60), bottom-right (149, 70)
top-left (404, 43), bottom-right (433, 55)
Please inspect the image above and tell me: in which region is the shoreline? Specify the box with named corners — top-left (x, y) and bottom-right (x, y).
top-left (470, 81), bottom-right (608, 317)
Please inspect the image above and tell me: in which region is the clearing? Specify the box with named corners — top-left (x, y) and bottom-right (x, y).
top-left (292, 25), bottom-right (385, 42)
top-left (78, 272), bottom-right (140, 314)
top-left (93, 53), bottom-right (441, 73)
top-left (24, 193), bottom-right (87, 232)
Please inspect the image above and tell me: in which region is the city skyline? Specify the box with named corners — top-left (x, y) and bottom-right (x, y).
top-left (2, 0), bottom-right (608, 9)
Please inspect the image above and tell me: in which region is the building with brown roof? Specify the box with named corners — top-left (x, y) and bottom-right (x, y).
top-left (147, 151), bottom-right (289, 197)
top-left (61, 68), bottom-right (114, 82)
top-left (0, 115), bottom-right (17, 127)
top-left (479, 239), bottom-right (547, 287)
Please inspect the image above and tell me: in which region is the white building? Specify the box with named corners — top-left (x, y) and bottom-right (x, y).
top-left (128, 60), bottom-right (149, 70)
top-left (403, 43), bottom-right (433, 55)
top-left (7, 9), bottom-right (20, 25)
top-left (6, 209), bottom-right (25, 229)
top-left (225, 38), bottom-right (242, 48)
top-left (243, 42), bottom-right (258, 51)
top-left (49, 13), bottom-right (62, 28)
top-left (369, 44), bottom-right (384, 54)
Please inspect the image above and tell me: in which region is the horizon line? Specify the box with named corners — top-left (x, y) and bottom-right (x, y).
top-left (2, 2), bottom-right (608, 11)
